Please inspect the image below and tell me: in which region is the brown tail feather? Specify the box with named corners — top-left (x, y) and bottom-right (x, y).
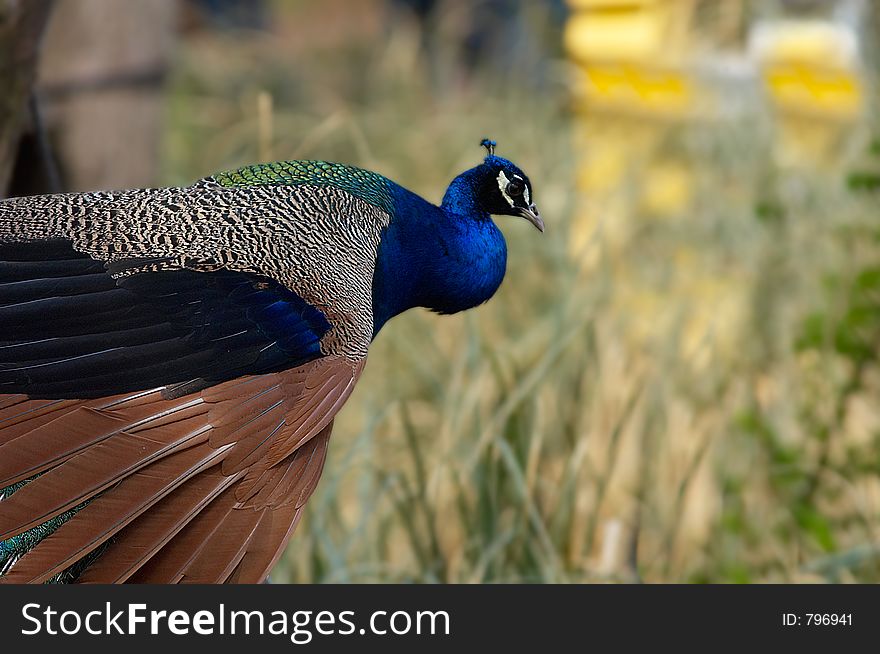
top-left (0, 398), bottom-right (81, 445)
top-left (0, 356), bottom-right (363, 583)
top-left (255, 423), bottom-right (332, 508)
top-left (0, 443), bottom-right (230, 583)
top-left (177, 507), bottom-right (268, 583)
top-left (220, 412), bottom-right (286, 475)
top-left (76, 467), bottom-right (240, 583)
top-left (0, 416), bottom-right (211, 540)
top-left (126, 487), bottom-right (242, 583)
top-left (0, 407), bottom-right (128, 487)
top-left (226, 503), bottom-right (304, 584)
top-left (264, 360), bottom-right (362, 467)
top-left (225, 426), bottom-right (333, 583)
top-left (0, 396), bottom-right (27, 411)
top-left (144, 426), bottom-right (330, 585)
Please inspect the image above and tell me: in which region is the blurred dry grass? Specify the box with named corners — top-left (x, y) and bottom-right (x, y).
top-left (161, 1), bottom-right (880, 583)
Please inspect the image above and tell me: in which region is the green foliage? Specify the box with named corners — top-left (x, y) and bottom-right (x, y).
top-left (715, 138), bottom-right (880, 582)
top-left (797, 267), bottom-right (880, 363)
top-left (847, 171), bottom-right (880, 192)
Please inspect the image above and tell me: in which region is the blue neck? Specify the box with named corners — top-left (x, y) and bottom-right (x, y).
top-left (440, 167), bottom-right (486, 218)
top-left (371, 181), bottom-right (507, 336)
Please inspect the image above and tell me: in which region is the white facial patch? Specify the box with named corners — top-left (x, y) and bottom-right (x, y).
top-left (497, 170), bottom-right (514, 207)
top-left (523, 184), bottom-right (530, 206)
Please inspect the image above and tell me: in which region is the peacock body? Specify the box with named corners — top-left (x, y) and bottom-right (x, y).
top-left (0, 142), bottom-right (541, 583)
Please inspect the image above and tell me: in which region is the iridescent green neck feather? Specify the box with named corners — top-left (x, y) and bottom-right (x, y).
top-left (214, 160), bottom-right (395, 214)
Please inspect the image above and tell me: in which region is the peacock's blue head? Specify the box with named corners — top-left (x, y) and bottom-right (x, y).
top-left (374, 139), bottom-right (541, 331)
top-left (441, 139), bottom-right (544, 232)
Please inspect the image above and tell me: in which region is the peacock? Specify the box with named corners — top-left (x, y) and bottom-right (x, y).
top-left (0, 139), bottom-right (541, 583)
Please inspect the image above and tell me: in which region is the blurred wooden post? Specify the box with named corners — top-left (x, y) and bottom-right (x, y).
top-left (0, 0), bottom-right (54, 196)
top-left (37, 0), bottom-right (177, 191)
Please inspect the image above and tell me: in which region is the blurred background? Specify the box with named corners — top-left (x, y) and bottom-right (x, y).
top-left (2, 0), bottom-right (880, 583)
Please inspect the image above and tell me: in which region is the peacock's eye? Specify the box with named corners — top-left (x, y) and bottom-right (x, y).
top-left (506, 179), bottom-right (525, 197)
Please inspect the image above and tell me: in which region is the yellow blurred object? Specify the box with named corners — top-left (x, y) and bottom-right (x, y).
top-left (750, 17), bottom-right (864, 168)
top-left (753, 20), bottom-right (863, 121)
top-left (765, 64), bottom-right (861, 119)
top-left (757, 21), bottom-right (856, 68)
top-left (565, 0), bottom-right (704, 347)
top-left (564, 2), bottom-right (672, 63)
top-left (573, 64), bottom-right (694, 117)
top-left (564, 0), bottom-right (696, 116)
top-left (566, 0), bottom-right (662, 8)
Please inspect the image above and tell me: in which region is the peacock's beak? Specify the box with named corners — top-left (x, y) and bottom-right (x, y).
top-left (516, 204), bottom-right (544, 233)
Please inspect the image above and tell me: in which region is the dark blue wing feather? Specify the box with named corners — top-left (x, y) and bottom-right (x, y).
top-left (0, 240), bottom-right (331, 399)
